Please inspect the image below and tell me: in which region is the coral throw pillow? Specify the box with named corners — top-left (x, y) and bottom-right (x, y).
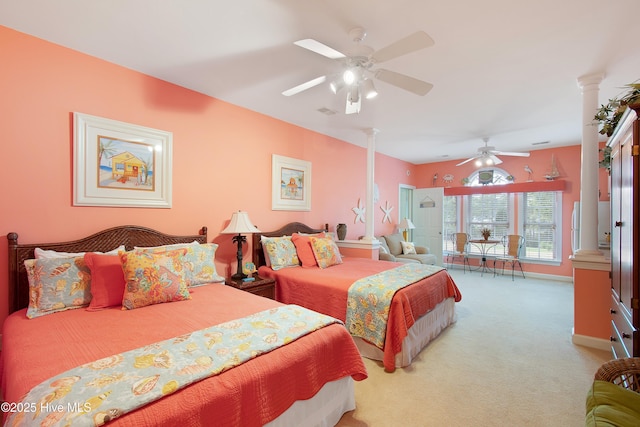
top-left (84, 253), bottom-right (126, 311)
top-left (292, 232), bottom-right (325, 268)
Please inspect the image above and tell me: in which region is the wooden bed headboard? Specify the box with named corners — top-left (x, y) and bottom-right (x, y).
top-left (7, 225), bottom-right (208, 314)
top-left (252, 222), bottom-right (327, 269)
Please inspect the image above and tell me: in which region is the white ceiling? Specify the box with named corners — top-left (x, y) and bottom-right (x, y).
top-left (2, 0), bottom-right (640, 164)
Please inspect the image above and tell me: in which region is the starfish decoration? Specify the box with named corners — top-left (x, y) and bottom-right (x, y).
top-left (380, 201), bottom-right (393, 223)
top-left (352, 198), bottom-right (365, 223)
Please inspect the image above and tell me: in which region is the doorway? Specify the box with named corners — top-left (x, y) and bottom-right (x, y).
top-left (398, 185), bottom-right (415, 239)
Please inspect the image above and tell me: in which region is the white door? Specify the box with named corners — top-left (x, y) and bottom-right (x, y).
top-left (412, 188), bottom-right (444, 265)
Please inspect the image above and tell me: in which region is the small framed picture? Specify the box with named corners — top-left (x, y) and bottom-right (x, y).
top-left (272, 154), bottom-right (311, 211)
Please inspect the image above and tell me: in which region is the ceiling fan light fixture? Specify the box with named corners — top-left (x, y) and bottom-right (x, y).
top-left (347, 86), bottom-right (360, 103)
top-left (362, 79), bottom-right (378, 99)
top-left (343, 68), bottom-right (357, 85)
top-left (345, 86), bottom-right (361, 114)
top-left (329, 78), bottom-right (344, 94)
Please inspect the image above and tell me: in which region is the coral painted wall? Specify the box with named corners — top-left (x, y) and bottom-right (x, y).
top-left (0, 26), bottom-right (413, 324)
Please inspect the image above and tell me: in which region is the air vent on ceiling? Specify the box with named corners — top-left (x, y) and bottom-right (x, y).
top-left (532, 141), bottom-right (550, 146)
top-left (317, 107), bottom-right (337, 116)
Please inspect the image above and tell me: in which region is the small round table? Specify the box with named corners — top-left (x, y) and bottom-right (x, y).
top-left (469, 239), bottom-right (500, 276)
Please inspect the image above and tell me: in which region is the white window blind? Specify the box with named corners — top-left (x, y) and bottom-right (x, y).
top-left (522, 191), bottom-right (559, 261)
top-left (443, 196), bottom-right (458, 252)
top-left (467, 193), bottom-right (509, 256)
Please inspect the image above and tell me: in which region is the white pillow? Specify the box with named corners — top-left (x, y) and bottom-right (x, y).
top-left (35, 245), bottom-right (125, 259)
top-left (133, 241), bottom-right (200, 250)
top-left (401, 241), bottom-right (417, 255)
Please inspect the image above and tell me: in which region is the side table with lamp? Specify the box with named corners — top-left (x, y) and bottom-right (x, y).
top-left (221, 211), bottom-right (275, 299)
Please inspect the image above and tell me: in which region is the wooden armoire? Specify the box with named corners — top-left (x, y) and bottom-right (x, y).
top-left (609, 105), bottom-right (640, 358)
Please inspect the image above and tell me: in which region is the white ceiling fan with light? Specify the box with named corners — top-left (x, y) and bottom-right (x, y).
top-left (282, 27), bottom-right (434, 114)
top-left (456, 137), bottom-right (530, 167)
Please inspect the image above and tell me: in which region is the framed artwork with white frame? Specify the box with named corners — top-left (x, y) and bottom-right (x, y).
top-left (73, 112), bottom-right (172, 208)
top-left (271, 154), bottom-right (311, 211)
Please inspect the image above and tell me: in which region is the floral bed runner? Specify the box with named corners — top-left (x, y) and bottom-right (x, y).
top-left (346, 263), bottom-right (444, 349)
top-left (6, 305), bottom-right (341, 427)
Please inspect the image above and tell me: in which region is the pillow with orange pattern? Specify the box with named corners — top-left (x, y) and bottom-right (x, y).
top-left (119, 248), bottom-right (191, 310)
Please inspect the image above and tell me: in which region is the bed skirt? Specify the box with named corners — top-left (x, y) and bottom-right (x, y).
top-left (266, 377), bottom-right (355, 427)
top-left (353, 297), bottom-right (456, 368)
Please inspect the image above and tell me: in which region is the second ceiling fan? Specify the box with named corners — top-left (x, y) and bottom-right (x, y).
top-left (282, 27), bottom-right (434, 114)
top-left (456, 138), bottom-right (530, 167)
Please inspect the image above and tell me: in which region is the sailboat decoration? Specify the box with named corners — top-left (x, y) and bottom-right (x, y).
top-left (544, 154), bottom-right (560, 180)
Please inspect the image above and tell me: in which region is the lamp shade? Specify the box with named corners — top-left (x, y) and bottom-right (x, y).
top-left (221, 211), bottom-right (260, 234)
top-left (398, 218), bottom-right (415, 230)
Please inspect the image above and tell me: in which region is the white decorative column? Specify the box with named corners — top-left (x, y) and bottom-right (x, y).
top-left (571, 73), bottom-right (610, 353)
top-left (362, 128), bottom-right (379, 241)
top-left (575, 73), bottom-right (604, 258)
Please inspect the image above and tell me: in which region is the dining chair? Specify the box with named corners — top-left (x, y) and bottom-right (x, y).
top-left (445, 232), bottom-right (471, 273)
top-left (493, 234), bottom-right (525, 280)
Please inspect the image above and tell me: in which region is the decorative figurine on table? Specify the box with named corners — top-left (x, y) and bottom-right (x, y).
top-left (242, 262), bottom-right (256, 276)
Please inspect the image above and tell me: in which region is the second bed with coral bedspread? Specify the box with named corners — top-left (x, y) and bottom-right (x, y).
top-left (253, 222), bottom-right (462, 372)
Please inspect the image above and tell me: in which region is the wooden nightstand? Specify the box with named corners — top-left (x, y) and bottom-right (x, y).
top-left (225, 274), bottom-right (275, 300)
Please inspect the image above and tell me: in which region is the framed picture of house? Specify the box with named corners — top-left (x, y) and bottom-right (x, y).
top-left (73, 112), bottom-right (172, 208)
top-left (271, 154), bottom-right (311, 211)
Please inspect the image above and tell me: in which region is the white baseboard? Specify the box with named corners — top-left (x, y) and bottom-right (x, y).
top-left (523, 271), bottom-right (574, 283)
top-left (572, 329), bottom-right (612, 352)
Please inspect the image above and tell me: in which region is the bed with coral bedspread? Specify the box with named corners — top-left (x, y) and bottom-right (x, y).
top-left (252, 222), bottom-right (462, 372)
top-left (2, 225), bottom-right (367, 427)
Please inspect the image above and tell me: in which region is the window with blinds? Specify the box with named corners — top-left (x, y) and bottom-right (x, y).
top-left (521, 191), bottom-right (560, 261)
top-left (440, 168), bottom-right (562, 263)
top-left (443, 196), bottom-right (458, 252)
top-left (467, 193), bottom-right (509, 255)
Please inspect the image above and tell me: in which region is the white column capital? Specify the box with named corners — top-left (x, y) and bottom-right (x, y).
top-left (364, 128), bottom-right (380, 137)
top-left (577, 73), bottom-right (604, 90)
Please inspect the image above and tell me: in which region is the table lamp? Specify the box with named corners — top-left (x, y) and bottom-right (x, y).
top-left (221, 211), bottom-right (260, 280)
top-left (398, 217), bottom-right (415, 242)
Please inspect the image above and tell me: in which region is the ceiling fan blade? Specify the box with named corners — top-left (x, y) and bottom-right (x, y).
top-left (282, 76), bottom-right (327, 96)
top-left (294, 39), bottom-right (346, 59)
top-left (493, 151), bottom-right (530, 157)
top-left (374, 69), bottom-right (433, 96)
top-left (371, 31), bottom-right (434, 63)
top-left (456, 156), bottom-right (478, 166)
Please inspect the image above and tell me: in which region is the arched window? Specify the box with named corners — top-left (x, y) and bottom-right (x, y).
top-left (465, 167), bottom-right (513, 186)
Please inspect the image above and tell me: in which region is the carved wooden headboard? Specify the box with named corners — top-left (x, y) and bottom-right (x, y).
top-left (7, 225), bottom-right (207, 314)
top-left (252, 222), bottom-right (327, 268)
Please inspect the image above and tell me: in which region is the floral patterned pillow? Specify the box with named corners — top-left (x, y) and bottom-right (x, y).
top-left (183, 243), bottom-right (225, 286)
top-left (24, 256), bottom-right (92, 318)
top-left (309, 236), bottom-right (343, 269)
top-left (262, 236), bottom-right (299, 270)
top-left (119, 248), bottom-right (191, 310)
top-left (292, 232), bottom-right (325, 268)
top-left (135, 243), bottom-right (224, 286)
top-left (401, 241), bottom-right (417, 255)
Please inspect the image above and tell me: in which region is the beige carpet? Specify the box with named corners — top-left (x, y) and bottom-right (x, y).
top-left (336, 269), bottom-right (611, 427)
